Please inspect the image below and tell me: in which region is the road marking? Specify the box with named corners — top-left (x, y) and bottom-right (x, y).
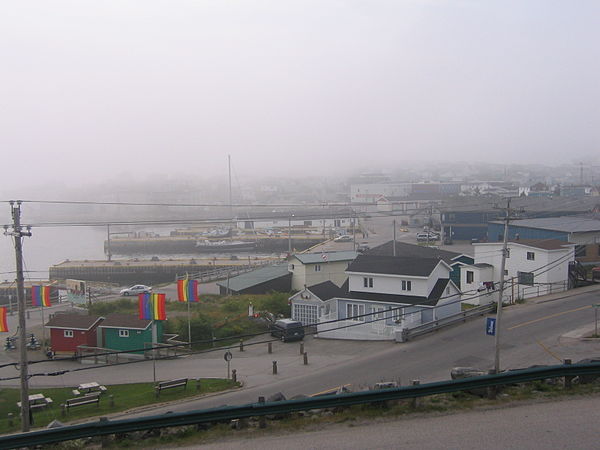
top-left (508, 305), bottom-right (592, 330)
top-left (536, 339), bottom-right (562, 362)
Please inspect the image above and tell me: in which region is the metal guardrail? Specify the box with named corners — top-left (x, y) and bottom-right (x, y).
top-left (2, 362), bottom-right (599, 448)
top-left (399, 303), bottom-right (495, 342)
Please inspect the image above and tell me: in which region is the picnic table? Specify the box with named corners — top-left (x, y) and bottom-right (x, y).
top-left (17, 393), bottom-right (53, 409)
top-left (72, 381), bottom-right (107, 396)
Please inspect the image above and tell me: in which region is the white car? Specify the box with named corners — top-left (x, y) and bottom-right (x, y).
top-left (120, 285), bottom-right (152, 296)
top-left (334, 235), bottom-right (353, 242)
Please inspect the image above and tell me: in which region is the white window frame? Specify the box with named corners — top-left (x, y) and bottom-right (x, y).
top-left (314, 264), bottom-right (321, 272)
top-left (119, 329), bottom-right (130, 338)
top-left (527, 252), bottom-right (535, 261)
top-left (64, 330), bottom-right (73, 338)
top-left (466, 271), bottom-right (474, 284)
top-left (401, 280), bottom-right (412, 291)
top-left (346, 303), bottom-right (365, 321)
top-left (363, 277), bottom-right (373, 288)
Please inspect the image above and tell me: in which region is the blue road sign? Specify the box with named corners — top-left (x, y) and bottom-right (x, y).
top-left (486, 317), bottom-right (496, 336)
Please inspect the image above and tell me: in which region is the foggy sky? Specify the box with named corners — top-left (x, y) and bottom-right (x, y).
top-left (1, 0), bottom-right (599, 195)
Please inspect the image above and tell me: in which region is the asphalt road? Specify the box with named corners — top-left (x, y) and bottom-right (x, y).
top-left (115, 285), bottom-right (600, 419)
top-left (187, 394), bottom-right (600, 450)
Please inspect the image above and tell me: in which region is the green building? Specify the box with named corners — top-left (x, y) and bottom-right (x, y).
top-left (98, 314), bottom-right (164, 354)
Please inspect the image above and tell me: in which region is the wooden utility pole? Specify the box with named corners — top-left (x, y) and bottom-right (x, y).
top-left (493, 198), bottom-right (521, 375)
top-left (6, 201), bottom-right (32, 431)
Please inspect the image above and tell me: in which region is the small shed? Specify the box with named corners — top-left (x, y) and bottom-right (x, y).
top-left (45, 314), bottom-right (104, 354)
top-left (98, 314), bottom-right (163, 354)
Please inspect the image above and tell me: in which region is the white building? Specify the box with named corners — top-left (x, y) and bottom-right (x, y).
top-left (293, 255), bottom-right (461, 341)
top-left (288, 251), bottom-right (357, 291)
top-left (461, 239), bottom-right (575, 305)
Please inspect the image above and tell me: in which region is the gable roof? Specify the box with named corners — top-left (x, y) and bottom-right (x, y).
top-left (367, 241), bottom-right (467, 264)
top-left (307, 281), bottom-right (346, 301)
top-left (45, 314), bottom-right (103, 331)
top-left (293, 251), bottom-right (357, 265)
top-left (475, 239), bottom-right (574, 251)
top-left (98, 314), bottom-right (152, 330)
top-left (216, 264), bottom-right (290, 292)
top-left (490, 215), bottom-right (600, 233)
top-left (347, 255), bottom-right (449, 277)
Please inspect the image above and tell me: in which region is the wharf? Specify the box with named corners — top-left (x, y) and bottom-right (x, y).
top-left (49, 257), bottom-right (280, 285)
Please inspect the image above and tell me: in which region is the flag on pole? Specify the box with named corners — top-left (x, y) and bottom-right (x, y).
top-left (32, 286), bottom-right (51, 307)
top-left (0, 307), bottom-right (8, 332)
top-left (177, 279), bottom-right (199, 302)
top-left (138, 293), bottom-right (152, 320)
top-left (152, 293), bottom-right (167, 320)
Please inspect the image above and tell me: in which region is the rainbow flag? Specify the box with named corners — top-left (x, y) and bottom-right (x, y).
top-left (177, 279), bottom-right (199, 302)
top-left (32, 286), bottom-right (51, 307)
top-left (0, 307), bottom-right (8, 332)
top-left (152, 293), bottom-right (166, 320)
top-left (138, 293), bottom-right (152, 320)
top-left (139, 293), bottom-right (167, 320)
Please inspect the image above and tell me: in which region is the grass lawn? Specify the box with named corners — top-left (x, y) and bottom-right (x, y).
top-left (0, 378), bottom-right (238, 435)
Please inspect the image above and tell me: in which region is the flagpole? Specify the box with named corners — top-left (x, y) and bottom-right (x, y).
top-left (40, 305), bottom-right (45, 349)
top-left (187, 299), bottom-right (191, 349)
top-left (152, 319), bottom-right (157, 384)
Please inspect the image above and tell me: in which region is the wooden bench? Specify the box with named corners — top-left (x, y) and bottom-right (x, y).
top-left (65, 392), bottom-right (101, 410)
top-left (155, 378), bottom-right (188, 396)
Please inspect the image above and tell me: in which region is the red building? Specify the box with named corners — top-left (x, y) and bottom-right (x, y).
top-left (45, 314), bottom-right (103, 354)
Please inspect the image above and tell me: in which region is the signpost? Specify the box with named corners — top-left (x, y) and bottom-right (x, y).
top-left (224, 351), bottom-right (233, 379)
top-left (486, 317), bottom-right (496, 336)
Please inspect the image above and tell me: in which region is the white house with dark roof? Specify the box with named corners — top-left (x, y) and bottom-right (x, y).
top-left (304, 254), bottom-right (461, 341)
top-left (289, 251), bottom-right (357, 291)
top-left (461, 239), bottom-right (575, 305)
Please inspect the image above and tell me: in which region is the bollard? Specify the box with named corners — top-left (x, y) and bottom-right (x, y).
top-left (109, 394), bottom-right (114, 407)
top-left (196, 379), bottom-right (201, 392)
top-left (411, 380), bottom-right (420, 409)
top-left (564, 359), bottom-right (572, 389)
top-left (258, 396), bottom-right (266, 429)
top-left (272, 360), bottom-right (278, 375)
top-left (303, 352), bottom-right (308, 365)
top-left (61, 404), bottom-right (66, 417)
top-left (268, 342), bottom-right (272, 354)
top-left (232, 369), bottom-right (237, 383)
top-left (299, 342), bottom-right (304, 355)
top-left (7, 413), bottom-right (13, 428)
top-left (239, 339), bottom-right (244, 352)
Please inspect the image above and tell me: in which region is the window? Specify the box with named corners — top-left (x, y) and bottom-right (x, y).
top-left (466, 271), bottom-right (474, 284)
top-left (119, 329), bottom-right (129, 338)
top-left (304, 221), bottom-right (312, 226)
top-left (389, 307), bottom-right (402, 322)
top-left (314, 264), bottom-right (321, 272)
top-left (64, 330), bottom-right (73, 338)
top-left (288, 264), bottom-right (295, 270)
top-left (373, 307), bottom-right (386, 320)
top-left (346, 303), bottom-right (365, 321)
top-left (363, 277), bottom-right (373, 288)
top-left (527, 252), bottom-right (535, 261)
top-left (401, 280), bottom-right (412, 291)
top-left (504, 269), bottom-right (509, 276)
top-left (575, 245), bottom-right (587, 257)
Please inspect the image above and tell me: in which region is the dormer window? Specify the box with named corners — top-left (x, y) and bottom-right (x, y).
top-left (401, 280), bottom-right (412, 291)
top-left (363, 277), bottom-right (373, 288)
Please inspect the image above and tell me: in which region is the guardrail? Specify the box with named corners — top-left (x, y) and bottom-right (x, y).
top-left (2, 362), bottom-right (599, 448)
top-left (398, 303), bottom-right (495, 342)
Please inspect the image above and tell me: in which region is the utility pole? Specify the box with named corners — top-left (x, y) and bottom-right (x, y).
top-left (392, 219), bottom-right (396, 256)
top-left (228, 155), bottom-right (233, 220)
top-left (493, 198), bottom-right (517, 375)
top-left (352, 211), bottom-right (356, 251)
top-left (5, 201), bottom-right (32, 431)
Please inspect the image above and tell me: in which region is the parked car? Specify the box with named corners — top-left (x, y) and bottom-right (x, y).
top-left (119, 284), bottom-right (153, 296)
top-left (416, 232), bottom-right (440, 242)
top-left (270, 319), bottom-right (305, 342)
top-left (334, 235), bottom-right (353, 242)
